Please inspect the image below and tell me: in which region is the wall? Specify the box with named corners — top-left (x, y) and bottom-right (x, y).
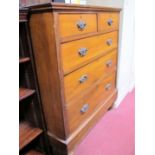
top-left (86, 0), bottom-right (124, 8)
top-left (86, 0), bottom-right (135, 107)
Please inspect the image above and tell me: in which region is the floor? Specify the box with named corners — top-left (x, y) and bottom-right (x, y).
top-left (75, 89), bottom-right (135, 155)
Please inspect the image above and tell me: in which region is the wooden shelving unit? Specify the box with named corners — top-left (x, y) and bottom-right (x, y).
top-left (20, 57), bottom-right (30, 64)
top-left (19, 122), bottom-right (43, 150)
top-left (19, 88), bottom-right (35, 101)
top-left (19, 8), bottom-right (50, 155)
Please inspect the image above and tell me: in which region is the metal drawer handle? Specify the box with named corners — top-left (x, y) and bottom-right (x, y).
top-left (79, 75), bottom-right (88, 83)
top-left (107, 19), bottom-right (113, 26)
top-left (105, 83), bottom-right (112, 91)
top-left (77, 20), bottom-right (87, 30)
top-left (106, 60), bottom-right (112, 67)
top-left (80, 104), bottom-right (89, 114)
top-left (107, 39), bottom-right (112, 46)
top-left (79, 48), bottom-right (88, 57)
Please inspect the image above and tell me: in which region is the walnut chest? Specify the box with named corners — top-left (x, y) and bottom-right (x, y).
top-left (29, 3), bottom-right (121, 155)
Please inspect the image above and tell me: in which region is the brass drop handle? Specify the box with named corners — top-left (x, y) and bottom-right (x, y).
top-left (79, 48), bottom-right (88, 57)
top-left (80, 104), bottom-right (89, 114)
top-left (79, 75), bottom-right (88, 83)
top-left (77, 20), bottom-right (87, 30)
top-left (106, 60), bottom-right (112, 67)
top-left (107, 19), bottom-right (113, 26)
top-left (107, 39), bottom-right (112, 46)
top-left (105, 83), bottom-right (112, 91)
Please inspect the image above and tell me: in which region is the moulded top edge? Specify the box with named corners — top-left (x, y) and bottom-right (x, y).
top-left (29, 2), bottom-right (122, 12)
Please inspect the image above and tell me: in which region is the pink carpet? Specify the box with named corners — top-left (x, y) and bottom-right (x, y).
top-left (75, 89), bottom-right (135, 155)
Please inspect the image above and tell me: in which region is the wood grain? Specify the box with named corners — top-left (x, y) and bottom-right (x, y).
top-left (19, 8), bottom-right (50, 154)
top-left (48, 89), bottom-right (117, 153)
top-left (66, 72), bottom-right (116, 133)
top-left (98, 12), bottom-right (119, 32)
top-left (61, 31), bottom-right (118, 74)
top-left (30, 12), bottom-right (68, 139)
top-left (29, 3), bottom-right (120, 155)
top-left (59, 13), bottom-right (97, 38)
top-left (67, 89), bottom-right (117, 151)
top-left (19, 122), bottom-right (43, 150)
top-left (64, 50), bottom-right (117, 103)
top-left (29, 2), bottom-right (121, 13)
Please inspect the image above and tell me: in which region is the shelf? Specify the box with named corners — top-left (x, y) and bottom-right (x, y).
top-left (19, 122), bottom-right (43, 150)
top-left (19, 88), bottom-right (35, 101)
top-left (19, 57), bottom-right (30, 64)
top-left (25, 150), bottom-right (44, 155)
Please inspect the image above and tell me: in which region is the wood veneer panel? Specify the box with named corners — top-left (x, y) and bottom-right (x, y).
top-left (61, 31), bottom-right (118, 74)
top-left (48, 90), bottom-right (117, 152)
top-left (19, 88), bottom-right (35, 101)
top-left (30, 12), bottom-right (67, 139)
top-left (64, 50), bottom-right (117, 103)
top-left (66, 72), bottom-right (116, 133)
top-left (59, 14), bottom-right (97, 38)
top-left (19, 122), bottom-right (43, 150)
top-left (98, 12), bottom-right (119, 32)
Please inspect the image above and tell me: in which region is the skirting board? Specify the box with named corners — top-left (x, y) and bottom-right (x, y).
top-left (113, 82), bottom-right (134, 108)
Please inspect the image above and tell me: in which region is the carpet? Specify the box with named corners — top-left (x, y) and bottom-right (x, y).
top-left (75, 89), bottom-right (135, 155)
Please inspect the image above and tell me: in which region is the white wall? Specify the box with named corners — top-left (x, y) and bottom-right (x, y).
top-left (87, 0), bottom-right (124, 8)
top-left (115, 0), bottom-right (135, 107)
top-left (86, 0), bottom-right (135, 107)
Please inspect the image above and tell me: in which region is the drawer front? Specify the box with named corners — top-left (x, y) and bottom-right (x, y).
top-left (61, 31), bottom-right (118, 74)
top-left (64, 50), bottom-right (117, 102)
top-left (66, 72), bottom-right (116, 133)
top-left (59, 14), bottom-right (97, 38)
top-left (98, 13), bottom-right (119, 32)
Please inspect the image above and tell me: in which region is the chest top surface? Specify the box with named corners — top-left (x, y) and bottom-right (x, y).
top-left (30, 2), bottom-right (121, 12)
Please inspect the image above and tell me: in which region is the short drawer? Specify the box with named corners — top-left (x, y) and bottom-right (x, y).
top-left (58, 14), bottom-right (97, 38)
top-left (66, 72), bottom-right (116, 133)
top-left (64, 50), bottom-right (117, 102)
top-left (98, 12), bottom-right (119, 32)
top-left (61, 31), bottom-right (118, 74)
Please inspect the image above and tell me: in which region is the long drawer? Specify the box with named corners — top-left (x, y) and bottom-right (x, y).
top-left (64, 50), bottom-right (117, 103)
top-left (61, 31), bottom-right (118, 74)
top-left (66, 72), bottom-right (116, 133)
top-left (58, 14), bottom-right (97, 38)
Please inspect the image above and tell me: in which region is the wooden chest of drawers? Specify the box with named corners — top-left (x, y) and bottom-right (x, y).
top-left (29, 3), bottom-right (121, 155)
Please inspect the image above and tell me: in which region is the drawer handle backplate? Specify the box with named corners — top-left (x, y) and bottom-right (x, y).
top-left (79, 48), bottom-right (88, 57)
top-left (79, 75), bottom-right (88, 83)
top-left (105, 83), bottom-right (112, 91)
top-left (107, 39), bottom-right (113, 46)
top-left (77, 20), bottom-right (87, 30)
top-left (106, 60), bottom-right (113, 67)
top-left (107, 19), bottom-right (113, 26)
top-left (80, 104), bottom-right (89, 114)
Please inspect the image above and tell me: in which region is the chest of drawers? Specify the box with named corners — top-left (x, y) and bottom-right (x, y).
top-left (29, 3), bottom-right (121, 155)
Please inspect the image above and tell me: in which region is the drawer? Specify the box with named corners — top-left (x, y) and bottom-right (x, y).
top-left (59, 14), bottom-right (97, 38)
top-left (66, 72), bottom-right (116, 133)
top-left (64, 50), bottom-right (117, 102)
top-left (98, 12), bottom-right (119, 32)
top-left (61, 31), bottom-right (118, 74)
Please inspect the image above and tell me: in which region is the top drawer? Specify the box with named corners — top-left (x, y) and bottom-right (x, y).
top-left (58, 14), bottom-right (97, 38)
top-left (98, 12), bottom-right (119, 32)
